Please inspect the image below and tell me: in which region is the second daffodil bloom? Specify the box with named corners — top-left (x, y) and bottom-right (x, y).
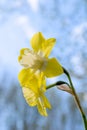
top-left (18, 69), bottom-right (51, 116)
top-left (18, 32), bottom-right (63, 77)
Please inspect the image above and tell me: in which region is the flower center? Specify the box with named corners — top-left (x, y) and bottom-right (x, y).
top-left (20, 49), bottom-right (48, 72)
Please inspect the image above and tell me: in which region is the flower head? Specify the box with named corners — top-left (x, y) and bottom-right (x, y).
top-left (18, 32), bottom-right (63, 77)
top-left (18, 69), bottom-right (51, 116)
top-left (18, 32), bottom-right (64, 116)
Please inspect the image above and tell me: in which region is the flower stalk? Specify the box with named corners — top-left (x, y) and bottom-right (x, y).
top-left (46, 67), bottom-right (87, 129)
top-left (63, 67), bottom-right (87, 130)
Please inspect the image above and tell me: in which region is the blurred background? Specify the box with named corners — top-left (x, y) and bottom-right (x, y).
top-left (0, 0), bottom-right (87, 130)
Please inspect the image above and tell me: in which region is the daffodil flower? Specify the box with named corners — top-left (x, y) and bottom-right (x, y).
top-left (18, 32), bottom-right (63, 116)
top-left (18, 69), bottom-right (51, 116)
top-left (18, 32), bottom-right (63, 77)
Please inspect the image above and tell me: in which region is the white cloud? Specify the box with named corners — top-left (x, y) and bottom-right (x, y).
top-left (15, 15), bottom-right (35, 37)
top-left (71, 22), bottom-right (87, 43)
top-left (27, 0), bottom-right (39, 12)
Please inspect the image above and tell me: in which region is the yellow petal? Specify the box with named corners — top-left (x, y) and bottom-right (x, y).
top-left (41, 93), bottom-right (51, 109)
top-left (18, 69), bottom-right (38, 93)
top-left (18, 55), bottom-right (22, 62)
top-left (28, 75), bottom-right (41, 94)
top-left (18, 69), bottom-right (31, 87)
top-left (37, 72), bottom-right (46, 91)
top-left (37, 98), bottom-right (48, 116)
top-left (18, 68), bottom-right (32, 87)
top-left (30, 32), bottom-right (45, 52)
top-left (37, 91), bottom-right (51, 116)
top-left (18, 69), bottom-right (46, 94)
top-left (22, 87), bottom-right (37, 106)
top-left (42, 38), bottom-right (56, 57)
top-left (18, 48), bottom-right (30, 64)
top-left (44, 58), bottom-right (63, 78)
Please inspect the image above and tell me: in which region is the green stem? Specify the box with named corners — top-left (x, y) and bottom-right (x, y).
top-left (63, 67), bottom-right (87, 130)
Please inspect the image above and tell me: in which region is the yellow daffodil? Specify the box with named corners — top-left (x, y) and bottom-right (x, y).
top-left (18, 32), bottom-right (64, 116)
top-left (18, 68), bottom-right (51, 116)
top-left (18, 32), bottom-right (63, 77)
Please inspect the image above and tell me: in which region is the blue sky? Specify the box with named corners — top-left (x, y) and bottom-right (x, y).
top-left (0, 0), bottom-right (87, 129)
top-left (0, 0), bottom-right (87, 87)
